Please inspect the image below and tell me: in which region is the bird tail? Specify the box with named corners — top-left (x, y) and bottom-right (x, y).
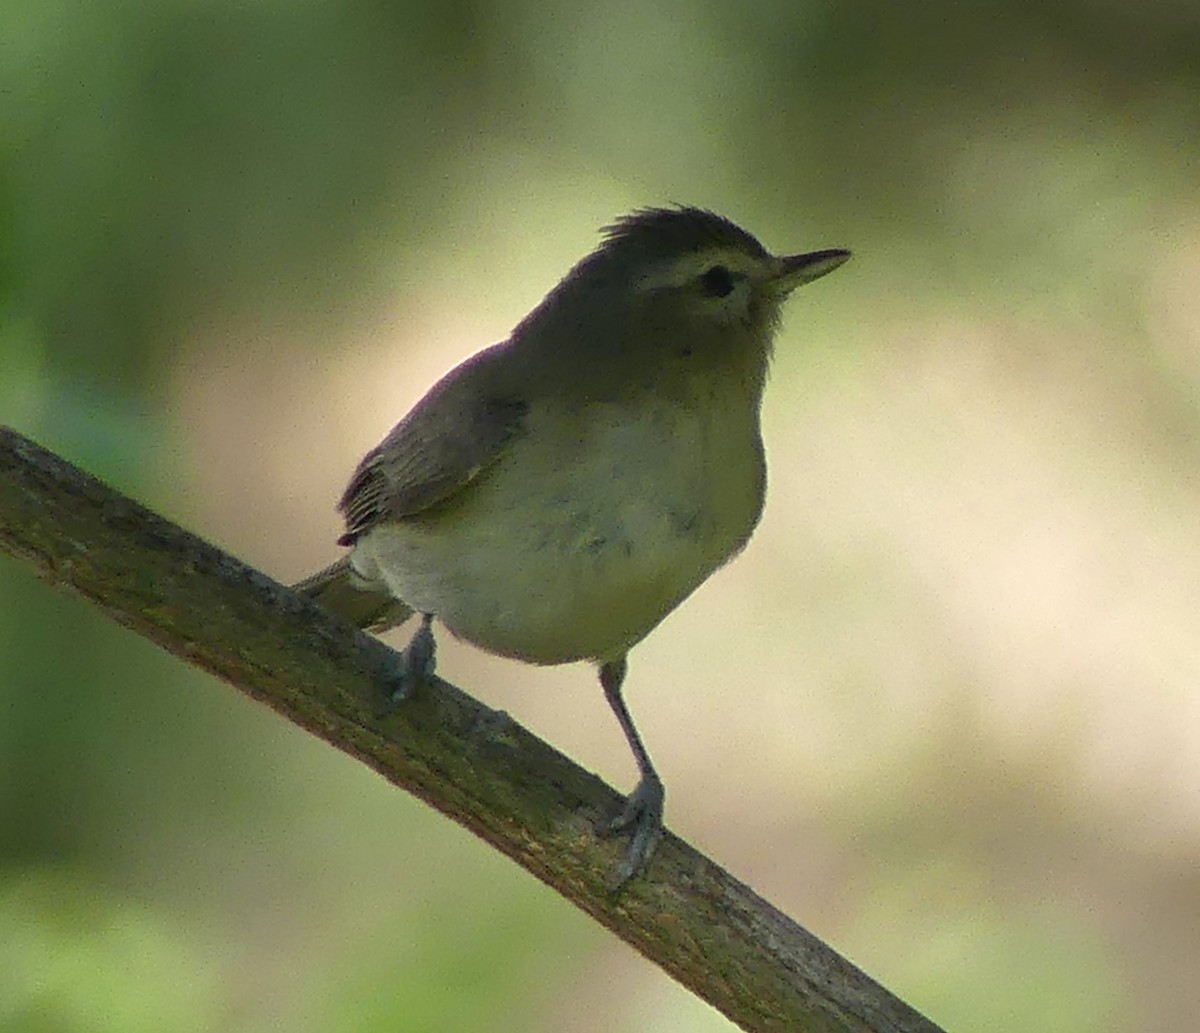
top-left (292, 556), bottom-right (414, 633)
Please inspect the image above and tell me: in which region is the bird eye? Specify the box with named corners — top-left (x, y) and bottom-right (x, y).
top-left (699, 265), bottom-right (735, 298)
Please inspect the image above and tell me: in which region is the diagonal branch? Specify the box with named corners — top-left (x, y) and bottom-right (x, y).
top-left (0, 426), bottom-right (945, 1033)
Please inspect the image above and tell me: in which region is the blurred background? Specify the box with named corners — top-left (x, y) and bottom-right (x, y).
top-left (3, 0), bottom-right (1199, 1030)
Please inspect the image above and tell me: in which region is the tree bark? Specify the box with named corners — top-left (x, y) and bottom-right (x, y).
top-left (0, 425), bottom-right (945, 1033)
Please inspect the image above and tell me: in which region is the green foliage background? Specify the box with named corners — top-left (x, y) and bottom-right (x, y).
top-left (4, 1), bottom-right (1200, 1030)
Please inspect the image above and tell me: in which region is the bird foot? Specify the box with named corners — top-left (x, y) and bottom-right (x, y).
top-left (604, 772), bottom-right (665, 887)
top-left (379, 613), bottom-right (436, 714)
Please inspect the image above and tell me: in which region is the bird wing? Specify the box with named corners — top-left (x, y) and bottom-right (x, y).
top-left (337, 344), bottom-right (529, 545)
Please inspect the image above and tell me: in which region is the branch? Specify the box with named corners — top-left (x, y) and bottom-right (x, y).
top-left (0, 426), bottom-right (944, 1033)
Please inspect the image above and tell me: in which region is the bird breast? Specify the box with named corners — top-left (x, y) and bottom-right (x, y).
top-left (353, 388), bottom-right (766, 665)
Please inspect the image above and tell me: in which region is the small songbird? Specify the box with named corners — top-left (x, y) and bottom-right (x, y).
top-left (294, 207), bottom-right (849, 882)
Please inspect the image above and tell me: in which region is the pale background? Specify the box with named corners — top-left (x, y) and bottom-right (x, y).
top-left (3, 1), bottom-right (1200, 1031)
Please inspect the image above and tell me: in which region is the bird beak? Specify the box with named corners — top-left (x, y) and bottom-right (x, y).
top-left (774, 248), bottom-right (852, 292)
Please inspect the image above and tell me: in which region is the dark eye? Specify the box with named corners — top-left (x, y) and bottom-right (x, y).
top-left (699, 265), bottom-right (735, 298)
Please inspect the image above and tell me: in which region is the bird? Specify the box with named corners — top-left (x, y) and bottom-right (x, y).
top-left (294, 206), bottom-right (850, 882)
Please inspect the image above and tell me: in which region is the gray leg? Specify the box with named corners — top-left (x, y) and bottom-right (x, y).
top-left (382, 612), bottom-right (437, 712)
top-left (600, 656), bottom-right (665, 885)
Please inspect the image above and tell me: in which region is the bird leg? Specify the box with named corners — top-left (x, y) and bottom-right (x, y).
top-left (382, 612), bottom-right (437, 712)
top-left (599, 656), bottom-right (665, 885)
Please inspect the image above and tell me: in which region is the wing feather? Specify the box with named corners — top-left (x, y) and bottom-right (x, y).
top-left (337, 344), bottom-right (528, 544)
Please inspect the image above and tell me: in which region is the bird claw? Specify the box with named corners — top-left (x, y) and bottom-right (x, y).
top-left (379, 613), bottom-right (436, 714)
top-left (605, 773), bottom-right (665, 887)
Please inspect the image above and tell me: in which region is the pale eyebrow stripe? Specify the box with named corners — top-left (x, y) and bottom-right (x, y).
top-left (632, 250), bottom-right (763, 292)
